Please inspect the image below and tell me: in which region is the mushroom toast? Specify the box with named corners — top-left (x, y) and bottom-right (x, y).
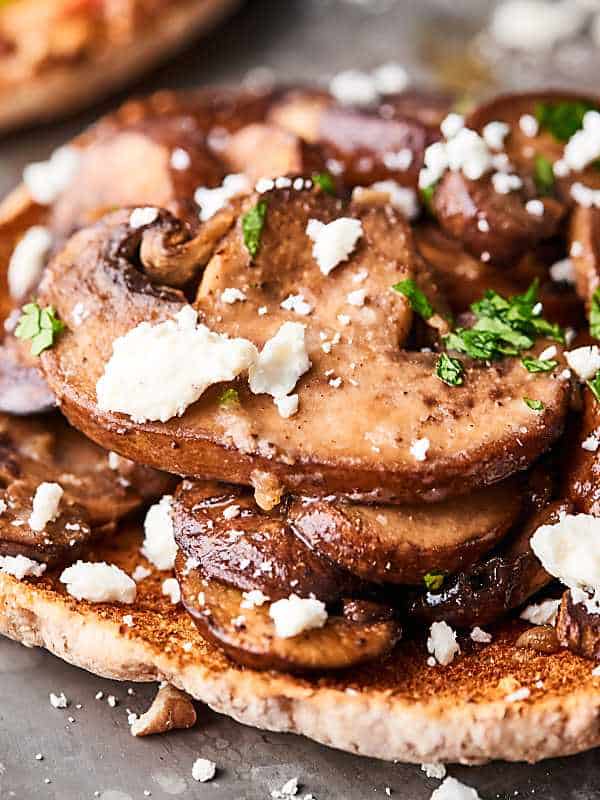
top-left (3, 84), bottom-right (600, 765)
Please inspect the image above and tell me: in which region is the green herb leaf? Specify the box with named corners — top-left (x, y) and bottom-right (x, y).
top-left (524, 397), bottom-right (544, 411)
top-left (392, 279), bottom-right (434, 320)
top-left (219, 388), bottom-right (240, 407)
top-left (533, 154), bottom-right (554, 195)
top-left (535, 99), bottom-right (599, 142)
top-left (591, 288), bottom-right (600, 339)
top-left (424, 572), bottom-right (444, 592)
top-left (312, 172), bottom-right (336, 195)
top-left (15, 302), bottom-right (65, 356)
top-left (588, 371), bottom-right (600, 402)
top-left (436, 352), bottom-right (465, 386)
top-left (420, 183), bottom-right (436, 215)
top-left (242, 200), bottom-right (268, 259)
top-left (522, 356), bottom-right (558, 373)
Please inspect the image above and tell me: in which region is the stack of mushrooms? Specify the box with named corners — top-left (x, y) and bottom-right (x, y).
top-left (5, 78), bottom-right (600, 672)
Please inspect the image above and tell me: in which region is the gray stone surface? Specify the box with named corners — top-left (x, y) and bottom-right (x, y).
top-left (1, 0), bottom-right (600, 796)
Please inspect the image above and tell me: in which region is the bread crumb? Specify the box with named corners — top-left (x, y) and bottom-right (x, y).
top-left (131, 684), bottom-right (197, 737)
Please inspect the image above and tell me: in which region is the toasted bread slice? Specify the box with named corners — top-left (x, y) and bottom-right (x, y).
top-left (1, 524), bottom-right (600, 766)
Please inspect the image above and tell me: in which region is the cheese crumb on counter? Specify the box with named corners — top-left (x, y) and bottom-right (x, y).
top-left (306, 217), bottom-right (363, 275)
top-left (49, 692), bottom-right (68, 709)
top-left (0, 554), bottom-right (46, 580)
top-left (142, 495), bottom-right (176, 570)
top-left (269, 594), bottom-right (328, 638)
top-left (430, 776), bottom-right (481, 799)
top-left (59, 561), bottom-right (136, 603)
top-left (29, 482), bottom-right (63, 532)
top-left (192, 758), bottom-right (217, 783)
top-left (421, 763), bottom-right (447, 780)
top-left (426, 621), bottom-right (460, 666)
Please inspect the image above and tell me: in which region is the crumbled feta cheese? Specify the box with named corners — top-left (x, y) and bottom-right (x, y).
top-left (280, 293), bottom-right (313, 316)
top-left (490, 0), bottom-right (585, 51)
top-left (419, 141), bottom-right (449, 187)
top-left (59, 561), bottom-right (136, 603)
top-left (571, 240), bottom-right (584, 257)
top-left (107, 451), bottom-right (120, 471)
top-left (29, 482), bottom-right (63, 532)
top-left (430, 776), bottom-right (481, 800)
top-left (248, 321), bottom-right (311, 411)
top-left (383, 148), bottom-right (413, 171)
top-left (410, 437), bottom-right (430, 462)
top-left (162, 577), bottom-right (181, 604)
top-left (271, 776), bottom-right (300, 798)
top-left (492, 172), bottom-right (522, 194)
top-left (132, 565), bottom-right (151, 582)
top-left (372, 62), bottom-right (410, 94)
top-left (337, 313), bottom-right (351, 326)
top-left (329, 69), bottom-right (378, 106)
top-left (306, 217), bottom-right (363, 275)
top-left (477, 217), bottom-right (490, 233)
top-left (549, 258), bottom-right (575, 284)
top-left (445, 128), bottom-right (493, 180)
top-left (258, 305), bottom-right (268, 316)
top-left (554, 158), bottom-right (570, 178)
top-left (107, 694), bottom-right (117, 708)
top-left (421, 763), bottom-right (447, 780)
top-left (223, 504), bottom-right (240, 520)
top-left (274, 394), bottom-right (299, 418)
top-left (0, 500), bottom-right (6, 514)
top-left (123, 614), bottom-right (134, 627)
top-left (170, 147), bottom-right (191, 171)
top-left (240, 589), bottom-right (270, 609)
top-left (141, 495), bottom-right (176, 571)
top-left (571, 181), bottom-right (600, 208)
top-left (220, 287), bottom-right (247, 304)
top-left (369, 180), bottom-right (419, 219)
top-left (129, 207), bottom-right (158, 229)
top-left (583, 434), bottom-right (600, 452)
top-left (0, 554), bottom-right (46, 580)
top-left (194, 174), bottom-right (250, 221)
top-left (8, 226), bottom-right (53, 301)
top-left (470, 626), bottom-right (492, 643)
top-left (531, 513), bottom-right (600, 596)
top-left (539, 345), bottom-right (557, 360)
top-left (347, 288), bottom-right (367, 307)
top-left (441, 113), bottom-right (465, 140)
top-left (97, 306), bottom-right (258, 423)
top-left (192, 758), bottom-right (216, 782)
top-left (23, 146), bottom-right (81, 204)
top-left (269, 594), bottom-right (328, 638)
top-left (482, 120), bottom-right (510, 150)
top-left (505, 687), bottom-right (531, 703)
top-left (565, 111), bottom-right (600, 171)
top-left (519, 114), bottom-right (539, 137)
top-left (49, 692), bottom-right (68, 709)
top-left (525, 199), bottom-right (544, 216)
top-left (565, 345), bottom-right (600, 380)
top-left (427, 621), bottom-right (460, 666)
top-left (520, 598), bottom-right (561, 626)
top-left (255, 177), bottom-right (275, 193)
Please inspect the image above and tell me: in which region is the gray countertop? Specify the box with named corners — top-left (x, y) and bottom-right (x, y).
top-left (1, 1), bottom-right (600, 797)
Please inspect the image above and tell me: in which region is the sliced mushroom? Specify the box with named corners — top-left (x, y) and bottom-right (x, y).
top-left (563, 387), bottom-right (600, 516)
top-left (569, 205), bottom-right (600, 309)
top-left (406, 500), bottom-right (567, 628)
top-left (39, 189), bottom-right (569, 503)
top-left (0, 335), bottom-right (55, 415)
top-left (0, 412), bottom-right (175, 564)
top-left (289, 478), bottom-right (523, 585)
top-left (177, 560), bottom-right (400, 672)
top-left (556, 589), bottom-right (600, 661)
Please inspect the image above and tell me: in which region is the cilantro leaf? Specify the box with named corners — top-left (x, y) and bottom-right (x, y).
top-left (392, 279), bottom-right (434, 320)
top-left (242, 200), bottom-right (268, 259)
top-left (588, 371), bottom-right (600, 402)
top-left (219, 387), bottom-right (240, 407)
top-left (535, 99), bottom-right (599, 142)
top-left (424, 572), bottom-right (444, 591)
top-left (312, 172), bottom-right (336, 195)
top-left (524, 397), bottom-right (544, 411)
top-left (436, 353), bottom-right (464, 386)
top-left (522, 355), bottom-right (557, 373)
top-left (533, 154), bottom-right (554, 195)
top-left (15, 302), bottom-right (65, 356)
top-left (591, 288), bottom-right (600, 340)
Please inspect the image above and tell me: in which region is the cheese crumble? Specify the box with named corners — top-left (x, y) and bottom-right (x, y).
top-left (8, 226), bottom-right (53, 301)
top-left (29, 482), bottom-right (63, 532)
top-left (269, 594), bottom-right (328, 638)
top-left (426, 621), bottom-right (460, 666)
top-left (306, 217), bottom-right (363, 275)
top-left (59, 561), bottom-right (136, 603)
top-left (142, 495), bottom-right (176, 571)
top-left (0, 554), bottom-right (46, 580)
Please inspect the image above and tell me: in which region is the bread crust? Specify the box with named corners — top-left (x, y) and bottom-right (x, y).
top-left (1, 528), bottom-right (600, 766)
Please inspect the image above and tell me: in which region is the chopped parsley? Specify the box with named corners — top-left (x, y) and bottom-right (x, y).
top-left (219, 388), bottom-right (240, 407)
top-left (591, 288), bottom-right (600, 340)
top-left (420, 183), bottom-right (436, 215)
top-left (524, 397), bottom-right (544, 412)
top-left (535, 99), bottom-right (598, 142)
top-left (424, 572), bottom-right (444, 592)
top-left (392, 278), bottom-right (434, 320)
top-left (436, 352), bottom-right (464, 386)
top-left (444, 280), bottom-right (564, 362)
top-left (15, 302), bottom-right (65, 356)
top-left (521, 355), bottom-right (557, 373)
top-left (312, 172), bottom-right (336, 195)
top-left (242, 200), bottom-right (268, 259)
top-left (588, 371), bottom-right (600, 403)
top-left (533, 154), bottom-right (554, 195)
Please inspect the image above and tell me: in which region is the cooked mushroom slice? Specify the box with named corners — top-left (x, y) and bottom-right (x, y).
top-left (223, 123), bottom-right (327, 184)
top-left (39, 189), bottom-right (569, 503)
top-left (173, 481), bottom-right (360, 601)
top-left (406, 500), bottom-right (567, 628)
top-left (289, 478), bottom-right (523, 585)
top-left (0, 336), bottom-right (55, 415)
top-left (177, 561), bottom-right (400, 672)
top-left (563, 387), bottom-right (600, 516)
top-left (569, 205), bottom-right (600, 309)
top-left (268, 88), bottom-right (442, 188)
top-left (556, 589), bottom-right (600, 661)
